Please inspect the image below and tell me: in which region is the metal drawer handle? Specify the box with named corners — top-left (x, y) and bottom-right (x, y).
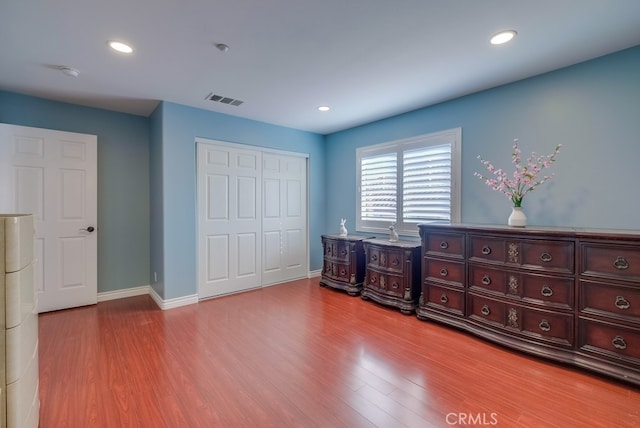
top-left (612, 335), bottom-right (627, 350)
top-left (481, 275), bottom-right (491, 285)
top-left (481, 245), bottom-right (492, 255)
top-left (540, 252), bottom-right (553, 262)
top-left (440, 294), bottom-right (449, 304)
top-left (615, 296), bottom-right (631, 310)
top-left (481, 305), bottom-right (491, 316)
top-left (440, 268), bottom-right (448, 277)
top-left (539, 319), bottom-right (551, 332)
top-left (541, 285), bottom-right (554, 297)
top-left (613, 256), bottom-right (629, 270)
top-left (371, 254), bottom-right (378, 261)
top-left (440, 241), bottom-right (449, 249)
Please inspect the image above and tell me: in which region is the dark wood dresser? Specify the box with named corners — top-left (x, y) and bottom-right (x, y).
top-left (361, 239), bottom-right (421, 314)
top-left (418, 223), bottom-right (640, 386)
top-left (320, 234), bottom-right (373, 296)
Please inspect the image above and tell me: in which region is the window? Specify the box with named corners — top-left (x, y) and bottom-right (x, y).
top-left (356, 128), bottom-right (461, 236)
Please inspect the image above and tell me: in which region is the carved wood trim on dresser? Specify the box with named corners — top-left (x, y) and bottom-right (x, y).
top-left (320, 234), bottom-right (374, 296)
top-left (418, 223), bottom-right (640, 387)
top-left (361, 239), bottom-right (421, 314)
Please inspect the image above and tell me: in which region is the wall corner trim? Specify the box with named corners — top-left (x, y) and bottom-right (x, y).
top-left (149, 287), bottom-right (199, 310)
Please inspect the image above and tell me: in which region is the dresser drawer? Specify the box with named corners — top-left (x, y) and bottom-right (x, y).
top-left (366, 245), bottom-right (406, 273)
top-left (423, 231), bottom-right (465, 258)
top-left (322, 262), bottom-right (352, 283)
top-left (469, 235), bottom-right (573, 273)
top-left (579, 319), bottom-right (640, 364)
top-left (324, 239), bottom-right (351, 262)
top-left (520, 273), bottom-right (574, 309)
top-left (580, 243), bottom-right (640, 282)
top-left (580, 280), bottom-right (640, 321)
top-left (422, 283), bottom-right (465, 316)
top-left (520, 240), bottom-right (574, 273)
top-left (469, 235), bottom-right (507, 264)
top-left (469, 265), bottom-right (573, 308)
top-left (424, 257), bottom-right (465, 287)
top-left (468, 294), bottom-right (573, 345)
top-left (365, 270), bottom-right (405, 298)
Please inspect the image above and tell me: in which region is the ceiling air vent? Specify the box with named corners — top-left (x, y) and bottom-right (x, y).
top-left (205, 93), bottom-right (244, 106)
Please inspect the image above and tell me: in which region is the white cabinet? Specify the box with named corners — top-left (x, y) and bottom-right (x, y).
top-left (0, 214), bottom-right (39, 428)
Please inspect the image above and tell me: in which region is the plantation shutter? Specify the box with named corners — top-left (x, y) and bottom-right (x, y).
top-left (403, 144), bottom-right (451, 223)
top-left (360, 153), bottom-right (397, 221)
top-left (355, 127), bottom-right (460, 235)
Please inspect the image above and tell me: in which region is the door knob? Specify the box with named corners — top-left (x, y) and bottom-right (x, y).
top-left (81, 226), bottom-right (95, 233)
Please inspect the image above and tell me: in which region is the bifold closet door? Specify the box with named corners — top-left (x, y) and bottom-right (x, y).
top-left (197, 143), bottom-right (262, 299)
top-left (197, 140), bottom-right (308, 299)
top-left (262, 153), bottom-right (308, 285)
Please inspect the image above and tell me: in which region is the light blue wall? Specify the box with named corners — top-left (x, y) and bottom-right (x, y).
top-left (152, 102), bottom-right (326, 300)
top-left (2, 44), bottom-right (638, 302)
top-left (0, 91), bottom-right (151, 293)
top-left (325, 45), bottom-right (640, 233)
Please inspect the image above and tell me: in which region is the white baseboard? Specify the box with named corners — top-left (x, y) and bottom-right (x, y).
top-left (149, 287), bottom-right (199, 310)
top-left (308, 269), bottom-right (322, 278)
top-left (97, 285), bottom-right (150, 302)
top-left (98, 273), bottom-right (320, 310)
top-left (98, 285), bottom-right (198, 310)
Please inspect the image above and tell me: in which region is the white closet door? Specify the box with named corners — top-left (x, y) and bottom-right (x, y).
top-left (197, 142), bottom-right (262, 298)
top-left (262, 153), bottom-right (308, 285)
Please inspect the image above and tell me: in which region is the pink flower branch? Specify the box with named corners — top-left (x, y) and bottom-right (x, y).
top-left (475, 139), bottom-right (562, 207)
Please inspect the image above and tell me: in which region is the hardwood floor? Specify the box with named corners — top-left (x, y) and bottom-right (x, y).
top-left (39, 278), bottom-right (640, 427)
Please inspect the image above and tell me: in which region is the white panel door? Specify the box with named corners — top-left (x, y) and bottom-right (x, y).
top-left (0, 124), bottom-right (98, 312)
top-left (197, 142), bottom-right (262, 298)
top-left (262, 153), bottom-right (308, 285)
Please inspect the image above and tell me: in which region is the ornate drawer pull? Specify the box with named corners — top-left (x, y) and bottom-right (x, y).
top-left (612, 335), bottom-right (627, 350)
top-left (540, 252), bottom-right (553, 262)
top-left (391, 258), bottom-right (399, 266)
top-left (481, 245), bottom-right (492, 255)
top-left (371, 254), bottom-right (378, 261)
top-left (440, 268), bottom-right (448, 277)
top-left (481, 275), bottom-right (491, 285)
top-left (440, 294), bottom-right (449, 304)
top-left (391, 282), bottom-right (399, 289)
top-left (340, 249), bottom-right (347, 256)
top-left (615, 296), bottom-right (631, 310)
top-left (539, 319), bottom-right (551, 332)
top-left (480, 305), bottom-right (491, 316)
top-left (440, 241), bottom-right (449, 249)
top-left (613, 256), bottom-right (629, 270)
top-left (541, 285), bottom-right (554, 297)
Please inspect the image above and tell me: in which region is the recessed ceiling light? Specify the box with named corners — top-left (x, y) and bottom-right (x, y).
top-left (490, 30), bottom-right (517, 45)
top-left (317, 106), bottom-right (330, 112)
top-left (108, 40), bottom-right (134, 54)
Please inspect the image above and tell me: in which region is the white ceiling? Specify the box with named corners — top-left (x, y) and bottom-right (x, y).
top-left (2, 1), bottom-right (640, 135)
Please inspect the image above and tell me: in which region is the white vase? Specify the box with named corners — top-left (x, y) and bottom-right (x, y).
top-left (508, 207), bottom-right (527, 227)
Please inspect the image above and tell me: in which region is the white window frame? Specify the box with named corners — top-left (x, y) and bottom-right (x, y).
top-left (355, 127), bottom-right (461, 237)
